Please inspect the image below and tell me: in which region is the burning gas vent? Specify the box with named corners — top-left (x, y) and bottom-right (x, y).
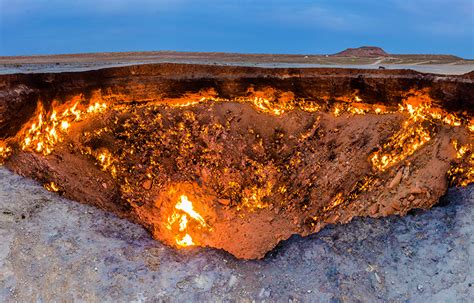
top-left (0, 64), bottom-right (472, 259)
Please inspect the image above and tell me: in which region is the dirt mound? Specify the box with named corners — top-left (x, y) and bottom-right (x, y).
top-left (334, 46), bottom-right (389, 57)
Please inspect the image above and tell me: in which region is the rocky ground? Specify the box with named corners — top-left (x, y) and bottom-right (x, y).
top-left (0, 166), bottom-right (472, 302)
top-left (1, 51), bottom-right (473, 75)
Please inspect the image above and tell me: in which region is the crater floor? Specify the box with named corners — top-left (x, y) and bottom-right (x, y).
top-left (0, 167), bottom-right (472, 302)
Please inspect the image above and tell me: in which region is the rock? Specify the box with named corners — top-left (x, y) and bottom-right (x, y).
top-left (228, 275), bottom-right (238, 288)
top-left (176, 280), bottom-right (187, 289)
top-left (142, 180), bottom-right (152, 190)
top-left (218, 199), bottom-right (230, 206)
top-left (402, 165), bottom-right (410, 180)
top-left (410, 187), bottom-right (425, 194)
top-left (258, 288), bottom-right (271, 298)
top-left (374, 272), bottom-right (382, 284)
top-left (389, 169), bottom-right (403, 189)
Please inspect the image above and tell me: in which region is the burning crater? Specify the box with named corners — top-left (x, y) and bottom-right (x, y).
top-left (0, 64), bottom-right (472, 259)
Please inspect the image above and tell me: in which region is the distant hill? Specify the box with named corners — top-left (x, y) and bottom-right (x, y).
top-left (333, 46), bottom-right (389, 57)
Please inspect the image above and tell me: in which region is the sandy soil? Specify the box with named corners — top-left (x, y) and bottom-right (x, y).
top-left (0, 166), bottom-right (472, 302)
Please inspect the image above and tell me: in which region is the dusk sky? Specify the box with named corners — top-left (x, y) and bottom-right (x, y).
top-left (0, 0), bottom-right (473, 57)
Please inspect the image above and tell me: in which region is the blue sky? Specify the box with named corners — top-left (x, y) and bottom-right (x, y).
top-left (0, 0), bottom-right (473, 57)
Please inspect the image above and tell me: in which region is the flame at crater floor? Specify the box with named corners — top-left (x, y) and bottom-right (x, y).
top-left (166, 195), bottom-right (209, 247)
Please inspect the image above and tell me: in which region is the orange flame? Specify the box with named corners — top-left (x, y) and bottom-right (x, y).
top-left (44, 181), bottom-right (59, 192)
top-left (21, 101), bottom-right (107, 155)
top-left (176, 234), bottom-right (194, 246)
top-left (175, 195), bottom-right (206, 226)
top-left (369, 100), bottom-right (448, 171)
top-left (166, 195), bottom-right (208, 247)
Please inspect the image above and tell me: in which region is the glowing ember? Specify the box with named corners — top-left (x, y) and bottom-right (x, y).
top-left (448, 140), bottom-right (473, 186)
top-left (0, 144), bottom-right (12, 164)
top-left (368, 94), bottom-right (471, 173)
top-left (369, 101), bottom-right (451, 171)
top-left (44, 181), bottom-right (59, 192)
top-left (370, 121), bottom-right (433, 171)
top-left (238, 184), bottom-right (273, 211)
top-left (96, 150), bottom-right (117, 177)
top-left (322, 175), bottom-right (376, 213)
top-left (452, 140), bottom-right (470, 159)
